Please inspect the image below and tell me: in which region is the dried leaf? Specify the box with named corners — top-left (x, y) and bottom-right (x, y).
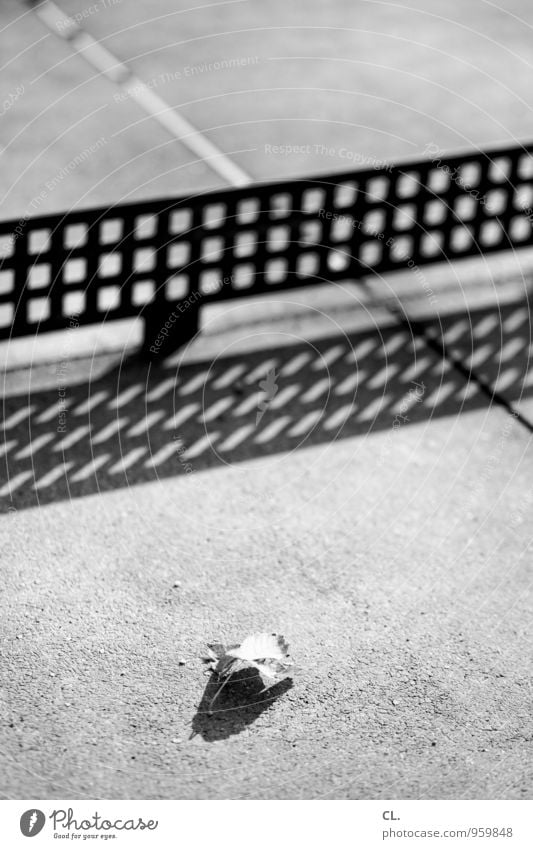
top-left (204, 633), bottom-right (293, 710)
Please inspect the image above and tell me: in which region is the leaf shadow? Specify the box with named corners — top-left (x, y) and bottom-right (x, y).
top-left (191, 667), bottom-right (293, 742)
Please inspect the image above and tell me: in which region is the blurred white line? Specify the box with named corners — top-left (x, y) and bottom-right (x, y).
top-left (145, 442), bottom-right (178, 468)
top-left (70, 453), bottom-right (111, 482)
top-left (145, 377), bottom-right (176, 402)
top-left (72, 391), bottom-right (109, 416)
top-left (108, 447), bottom-right (147, 474)
top-left (33, 462), bottom-right (75, 490)
top-left (108, 384), bottom-right (144, 409)
top-left (0, 405), bottom-right (35, 430)
top-left (31, 0), bottom-right (251, 187)
top-left (163, 403), bottom-right (200, 431)
top-left (0, 470), bottom-right (34, 497)
top-left (36, 400), bottom-right (70, 424)
top-left (127, 410), bottom-right (166, 437)
top-left (183, 432), bottom-right (219, 458)
top-left (92, 417), bottom-right (129, 445)
top-left (15, 433), bottom-right (55, 460)
top-left (0, 439), bottom-right (17, 458)
top-left (322, 403), bottom-right (355, 431)
top-left (216, 425), bottom-right (254, 452)
top-left (54, 425), bottom-right (91, 451)
top-left (254, 415), bottom-right (292, 443)
top-left (287, 410), bottom-right (322, 437)
top-left (202, 396), bottom-right (233, 422)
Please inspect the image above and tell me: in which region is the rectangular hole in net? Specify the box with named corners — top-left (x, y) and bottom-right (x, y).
top-left (97, 285), bottom-right (121, 311)
top-left (100, 219), bottom-right (123, 245)
top-left (450, 225), bottom-right (474, 253)
top-left (302, 187), bottom-right (325, 213)
top-left (265, 258), bottom-right (288, 284)
top-left (427, 166), bottom-right (449, 193)
top-left (393, 204), bottom-right (416, 231)
top-left (200, 270), bottom-right (223, 295)
top-left (0, 269), bottom-right (14, 294)
top-left (134, 214), bottom-right (158, 240)
top-left (484, 188), bottom-right (510, 216)
top-left (201, 236), bottom-right (224, 262)
top-left (169, 208), bottom-right (192, 234)
top-left (509, 216), bottom-right (532, 242)
top-left (489, 157), bottom-right (512, 183)
top-left (266, 225), bottom-right (290, 252)
top-left (420, 231), bottom-right (444, 258)
top-left (203, 203), bottom-right (226, 229)
top-left (168, 242), bottom-right (190, 268)
top-left (326, 248), bottom-right (350, 273)
top-left (331, 214), bottom-right (354, 242)
top-left (28, 263), bottom-right (51, 290)
top-left (296, 251), bottom-right (320, 277)
top-left (166, 275), bottom-right (189, 300)
top-left (0, 303), bottom-right (14, 328)
top-left (270, 192), bottom-right (292, 219)
top-left (62, 291), bottom-right (86, 316)
top-left (299, 220), bottom-right (321, 246)
top-left (454, 195), bottom-right (478, 221)
top-left (132, 280), bottom-right (156, 306)
top-left (424, 199), bottom-right (448, 225)
top-left (236, 197), bottom-right (260, 224)
top-left (134, 248), bottom-right (156, 273)
top-left (233, 264), bottom-right (255, 289)
top-left (64, 258), bottom-right (87, 284)
top-left (0, 235), bottom-right (14, 260)
top-left (366, 176), bottom-right (390, 202)
top-left (480, 219), bottom-right (505, 247)
top-left (458, 162), bottom-right (482, 188)
top-left (362, 209), bottom-right (385, 236)
top-left (27, 297), bottom-right (51, 324)
top-left (334, 181), bottom-right (357, 208)
top-left (360, 240), bottom-right (382, 268)
top-left (396, 171), bottom-right (420, 199)
top-left (99, 252), bottom-right (122, 278)
top-left (390, 235), bottom-right (414, 262)
top-left (234, 231), bottom-right (256, 258)
top-left (517, 154), bottom-right (533, 180)
top-left (64, 223), bottom-right (88, 250)
top-left (28, 229), bottom-right (51, 256)
top-left (514, 185), bottom-right (533, 212)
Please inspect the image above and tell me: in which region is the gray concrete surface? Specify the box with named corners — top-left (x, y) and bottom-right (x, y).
top-left (0, 321), bottom-right (532, 798)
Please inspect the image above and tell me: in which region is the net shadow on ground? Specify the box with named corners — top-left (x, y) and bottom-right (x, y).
top-left (0, 296), bottom-right (531, 512)
top-left (191, 668), bottom-right (294, 742)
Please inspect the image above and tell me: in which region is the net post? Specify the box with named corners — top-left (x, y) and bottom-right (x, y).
top-left (140, 301), bottom-right (200, 360)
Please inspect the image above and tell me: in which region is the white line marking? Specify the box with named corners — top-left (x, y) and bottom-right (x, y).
top-left (31, 0), bottom-right (251, 187)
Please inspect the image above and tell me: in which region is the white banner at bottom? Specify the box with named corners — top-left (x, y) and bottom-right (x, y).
top-left (0, 800), bottom-right (531, 848)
